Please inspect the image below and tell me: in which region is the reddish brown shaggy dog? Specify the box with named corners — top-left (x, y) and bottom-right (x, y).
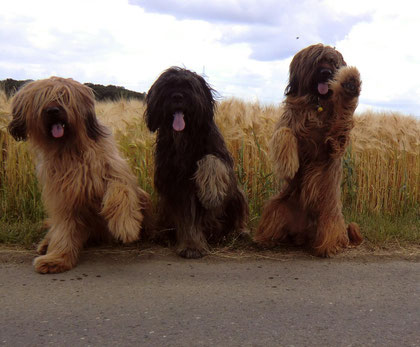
top-left (8, 77), bottom-right (151, 273)
top-left (254, 44), bottom-right (363, 256)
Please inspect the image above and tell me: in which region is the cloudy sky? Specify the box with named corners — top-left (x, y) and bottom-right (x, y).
top-left (1, 0), bottom-right (419, 116)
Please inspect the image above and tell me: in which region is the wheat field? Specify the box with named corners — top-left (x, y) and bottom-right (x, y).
top-left (0, 91), bottom-right (419, 245)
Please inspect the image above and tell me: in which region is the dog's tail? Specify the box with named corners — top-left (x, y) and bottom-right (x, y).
top-left (347, 222), bottom-right (363, 246)
top-left (254, 194), bottom-right (290, 246)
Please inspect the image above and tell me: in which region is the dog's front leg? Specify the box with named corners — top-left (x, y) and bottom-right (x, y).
top-left (175, 197), bottom-right (209, 259)
top-left (194, 154), bottom-right (230, 209)
top-left (269, 127), bottom-right (299, 180)
top-left (176, 225), bottom-right (208, 259)
top-left (101, 181), bottom-right (144, 243)
top-left (327, 66), bottom-right (361, 157)
top-left (33, 220), bottom-right (88, 274)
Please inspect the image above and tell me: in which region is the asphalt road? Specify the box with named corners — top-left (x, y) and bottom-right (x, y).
top-left (1, 247), bottom-right (419, 346)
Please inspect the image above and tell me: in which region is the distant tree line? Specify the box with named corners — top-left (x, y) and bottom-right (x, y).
top-left (0, 79), bottom-right (32, 98)
top-left (0, 78), bottom-right (146, 101)
top-left (84, 83), bottom-right (146, 101)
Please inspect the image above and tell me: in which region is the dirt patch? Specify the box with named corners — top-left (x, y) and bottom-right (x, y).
top-left (1, 242), bottom-right (419, 266)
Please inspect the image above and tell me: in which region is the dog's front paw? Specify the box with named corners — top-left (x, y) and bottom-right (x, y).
top-left (333, 66), bottom-right (361, 98)
top-left (117, 225), bottom-right (140, 244)
top-left (342, 77), bottom-right (361, 97)
top-left (106, 208), bottom-right (142, 244)
top-left (177, 247), bottom-right (206, 259)
top-left (33, 254), bottom-right (74, 274)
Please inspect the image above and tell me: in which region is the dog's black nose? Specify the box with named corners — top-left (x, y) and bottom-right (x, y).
top-left (320, 68), bottom-right (333, 79)
top-left (46, 107), bottom-right (60, 115)
top-left (171, 92), bottom-right (183, 102)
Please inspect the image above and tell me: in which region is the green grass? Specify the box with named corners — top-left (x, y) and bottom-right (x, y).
top-left (0, 220), bottom-right (45, 247)
top-left (343, 208), bottom-right (420, 246)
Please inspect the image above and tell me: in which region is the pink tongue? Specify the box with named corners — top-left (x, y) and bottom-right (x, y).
top-left (318, 82), bottom-right (329, 95)
top-left (51, 124), bottom-right (64, 138)
top-left (172, 112), bottom-right (185, 132)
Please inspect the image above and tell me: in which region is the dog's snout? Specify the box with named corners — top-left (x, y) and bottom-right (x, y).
top-left (320, 68), bottom-right (333, 78)
top-left (171, 92), bottom-right (183, 102)
top-left (46, 106), bottom-right (60, 115)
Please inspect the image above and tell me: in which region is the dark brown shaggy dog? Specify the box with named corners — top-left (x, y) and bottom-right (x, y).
top-left (254, 44), bottom-right (363, 256)
top-left (8, 77), bottom-right (151, 273)
top-left (145, 67), bottom-right (248, 258)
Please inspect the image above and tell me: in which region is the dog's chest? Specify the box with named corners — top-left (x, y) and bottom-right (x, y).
top-left (38, 154), bottom-right (105, 204)
top-left (298, 123), bottom-right (330, 162)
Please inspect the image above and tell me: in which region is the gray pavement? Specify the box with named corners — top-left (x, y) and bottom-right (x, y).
top-left (0, 247), bottom-right (419, 346)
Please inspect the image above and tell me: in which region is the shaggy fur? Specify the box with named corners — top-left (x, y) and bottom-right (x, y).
top-left (145, 67), bottom-right (248, 259)
top-left (254, 44), bottom-right (363, 256)
top-left (8, 77), bottom-right (151, 273)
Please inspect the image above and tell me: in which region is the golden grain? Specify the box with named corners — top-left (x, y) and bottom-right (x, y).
top-left (0, 91), bottom-right (419, 221)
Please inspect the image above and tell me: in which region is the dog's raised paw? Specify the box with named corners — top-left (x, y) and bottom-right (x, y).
top-left (177, 247), bottom-right (205, 259)
top-left (342, 77), bottom-right (360, 97)
top-left (335, 66), bottom-right (361, 97)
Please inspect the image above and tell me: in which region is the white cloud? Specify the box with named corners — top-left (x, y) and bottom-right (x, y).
top-left (0, 0), bottom-right (419, 116)
top-left (133, 0), bottom-right (370, 60)
top-left (333, 0), bottom-right (420, 116)
top-left (130, 0), bottom-right (287, 24)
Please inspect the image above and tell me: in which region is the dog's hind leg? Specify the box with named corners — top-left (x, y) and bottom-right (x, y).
top-left (101, 181), bottom-right (145, 243)
top-left (33, 219), bottom-right (88, 274)
top-left (36, 219), bottom-right (53, 255)
top-left (347, 222), bottom-right (363, 246)
top-left (37, 233), bottom-right (51, 255)
top-left (254, 194), bottom-right (293, 247)
top-left (225, 188), bottom-right (249, 236)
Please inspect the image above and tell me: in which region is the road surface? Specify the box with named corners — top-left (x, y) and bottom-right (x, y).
top-left (1, 246), bottom-right (419, 346)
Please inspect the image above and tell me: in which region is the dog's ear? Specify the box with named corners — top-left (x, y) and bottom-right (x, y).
top-left (144, 90), bottom-right (162, 132)
top-left (85, 110), bottom-right (109, 141)
top-left (201, 77), bottom-right (216, 115)
top-left (144, 109), bottom-right (160, 132)
top-left (78, 84), bottom-right (109, 141)
top-left (8, 100), bottom-right (28, 141)
top-left (285, 74), bottom-right (299, 96)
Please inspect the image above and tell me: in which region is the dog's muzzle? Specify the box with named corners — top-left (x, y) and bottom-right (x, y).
top-left (317, 68), bottom-right (333, 95)
top-left (170, 93), bottom-right (186, 132)
top-left (45, 106), bottom-right (66, 138)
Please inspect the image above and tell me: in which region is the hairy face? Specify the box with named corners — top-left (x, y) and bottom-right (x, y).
top-left (8, 77), bottom-right (108, 146)
top-left (285, 44), bottom-right (346, 98)
top-left (145, 67), bottom-right (216, 133)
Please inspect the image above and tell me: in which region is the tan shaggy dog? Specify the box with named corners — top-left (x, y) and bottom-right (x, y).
top-left (8, 77), bottom-right (151, 273)
top-left (254, 44), bottom-right (363, 256)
